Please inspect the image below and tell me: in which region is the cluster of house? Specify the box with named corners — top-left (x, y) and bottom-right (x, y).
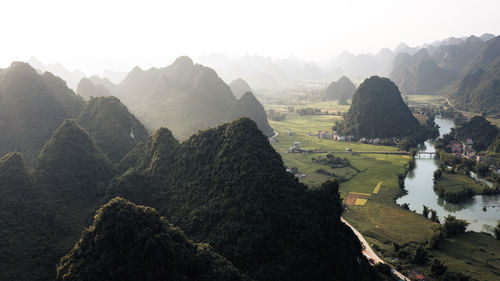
top-left (450, 138), bottom-right (478, 159)
top-left (449, 138), bottom-right (500, 175)
top-left (302, 130), bottom-right (401, 145)
top-left (306, 130), bottom-right (332, 139)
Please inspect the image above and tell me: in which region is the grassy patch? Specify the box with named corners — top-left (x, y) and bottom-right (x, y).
top-left (430, 232), bottom-right (500, 280)
top-left (405, 95), bottom-right (446, 104)
top-left (435, 173), bottom-right (485, 194)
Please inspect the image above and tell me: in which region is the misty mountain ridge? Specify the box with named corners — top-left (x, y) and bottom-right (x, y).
top-left (447, 35), bottom-right (500, 115)
top-left (91, 56), bottom-right (274, 139)
top-left (0, 62), bottom-right (147, 166)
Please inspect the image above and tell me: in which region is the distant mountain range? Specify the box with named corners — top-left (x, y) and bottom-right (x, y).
top-left (27, 57), bottom-right (86, 90)
top-left (324, 76), bottom-right (356, 101)
top-left (93, 56), bottom-right (274, 139)
top-left (446, 36), bottom-right (500, 115)
top-left (389, 35), bottom-right (489, 95)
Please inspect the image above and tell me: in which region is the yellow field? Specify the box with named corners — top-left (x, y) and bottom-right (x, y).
top-left (373, 181), bottom-right (382, 194)
top-left (349, 192), bottom-right (371, 197)
top-left (354, 198), bottom-right (368, 206)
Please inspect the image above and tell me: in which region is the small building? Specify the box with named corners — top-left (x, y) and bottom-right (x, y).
top-left (345, 147), bottom-right (352, 152)
top-left (286, 129), bottom-right (295, 136)
top-left (416, 273), bottom-right (426, 281)
top-left (294, 142), bottom-right (301, 150)
top-left (466, 138), bottom-right (473, 145)
top-left (295, 173), bottom-right (306, 180)
top-left (359, 137), bottom-right (367, 143)
top-left (451, 141), bottom-right (462, 154)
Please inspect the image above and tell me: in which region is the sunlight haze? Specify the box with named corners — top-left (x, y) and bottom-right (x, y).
top-left (1, 0), bottom-right (499, 74)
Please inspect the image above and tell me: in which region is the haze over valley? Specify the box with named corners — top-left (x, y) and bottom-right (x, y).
top-left (1, 1), bottom-right (500, 281)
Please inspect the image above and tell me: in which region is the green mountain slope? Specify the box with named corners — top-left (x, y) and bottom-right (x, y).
top-left (0, 152), bottom-right (63, 281)
top-left (56, 197), bottom-right (248, 281)
top-left (34, 120), bottom-right (116, 255)
top-left (109, 118), bottom-right (382, 281)
top-left (389, 49), bottom-right (454, 94)
top-left (454, 116), bottom-right (499, 151)
top-left (336, 76), bottom-right (420, 137)
top-left (77, 96), bottom-right (149, 162)
top-left (229, 92), bottom-right (274, 136)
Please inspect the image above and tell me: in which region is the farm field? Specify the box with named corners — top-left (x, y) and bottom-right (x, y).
top-left (405, 94), bottom-right (446, 104)
top-left (268, 112), bottom-right (500, 280)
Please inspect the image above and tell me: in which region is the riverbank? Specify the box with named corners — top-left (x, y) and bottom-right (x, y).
top-left (268, 112), bottom-right (500, 280)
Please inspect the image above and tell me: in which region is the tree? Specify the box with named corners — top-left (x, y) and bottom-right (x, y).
top-left (430, 259), bottom-right (447, 277)
top-left (413, 245), bottom-right (427, 265)
top-left (495, 221), bottom-right (500, 241)
top-left (422, 205), bottom-right (429, 218)
top-left (392, 242), bottom-right (400, 252)
top-left (430, 209), bottom-right (439, 223)
top-left (443, 215), bottom-right (469, 237)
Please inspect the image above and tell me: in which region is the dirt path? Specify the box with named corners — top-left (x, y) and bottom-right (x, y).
top-left (341, 217), bottom-right (410, 281)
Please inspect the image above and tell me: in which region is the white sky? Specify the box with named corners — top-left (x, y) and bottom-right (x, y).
top-left (1, 0), bottom-right (499, 74)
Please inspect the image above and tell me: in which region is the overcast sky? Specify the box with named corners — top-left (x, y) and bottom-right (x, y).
top-left (1, 0), bottom-right (499, 74)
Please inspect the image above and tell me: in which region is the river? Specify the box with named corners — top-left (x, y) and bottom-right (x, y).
top-left (396, 116), bottom-right (500, 233)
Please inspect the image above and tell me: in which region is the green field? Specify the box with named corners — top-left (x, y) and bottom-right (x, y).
top-left (431, 232), bottom-right (500, 280)
top-left (269, 112), bottom-right (500, 280)
top-left (270, 115), bottom-right (433, 245)
top-left (405, 95), bottom-right (447, 104)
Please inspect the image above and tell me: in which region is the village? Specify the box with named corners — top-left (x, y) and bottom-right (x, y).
top-left (450, 138), bottom-right (500, 175)
top-left (286, 128), bottom-right (401, 154)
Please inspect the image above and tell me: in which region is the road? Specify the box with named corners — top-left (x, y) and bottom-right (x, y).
top-left (268, 130), bottom-right (278, 142)
top-left (341, 217), bottom-right (410, 281)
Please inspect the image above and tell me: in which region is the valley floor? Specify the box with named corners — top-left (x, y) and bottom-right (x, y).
top-left (268, 109), bottom-right (500, 280)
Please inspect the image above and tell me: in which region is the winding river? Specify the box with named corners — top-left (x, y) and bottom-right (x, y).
top-left (396, 117), bottom-right (500, 233)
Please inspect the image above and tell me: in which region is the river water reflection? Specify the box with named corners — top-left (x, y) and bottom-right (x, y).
top-left (396, 116), bottom-right (500, 233)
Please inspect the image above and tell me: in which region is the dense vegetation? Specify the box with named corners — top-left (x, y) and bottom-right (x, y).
top-left (335, 76), bottom-right (420, 138)
top-left (324, 76), bottom-right (356, 101)
top-left (56, 197), bottom-right (248, 281)
top-left (0, 120), bottom-right (117, 280)
top-left (454, 116), bottom-right (499, 151)
top-left (77, 96), bottom-right (149, 162)
top-left (0, 116), bottom-right (390, 280)
top-left (109, 118), bottom-right (384, 281)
